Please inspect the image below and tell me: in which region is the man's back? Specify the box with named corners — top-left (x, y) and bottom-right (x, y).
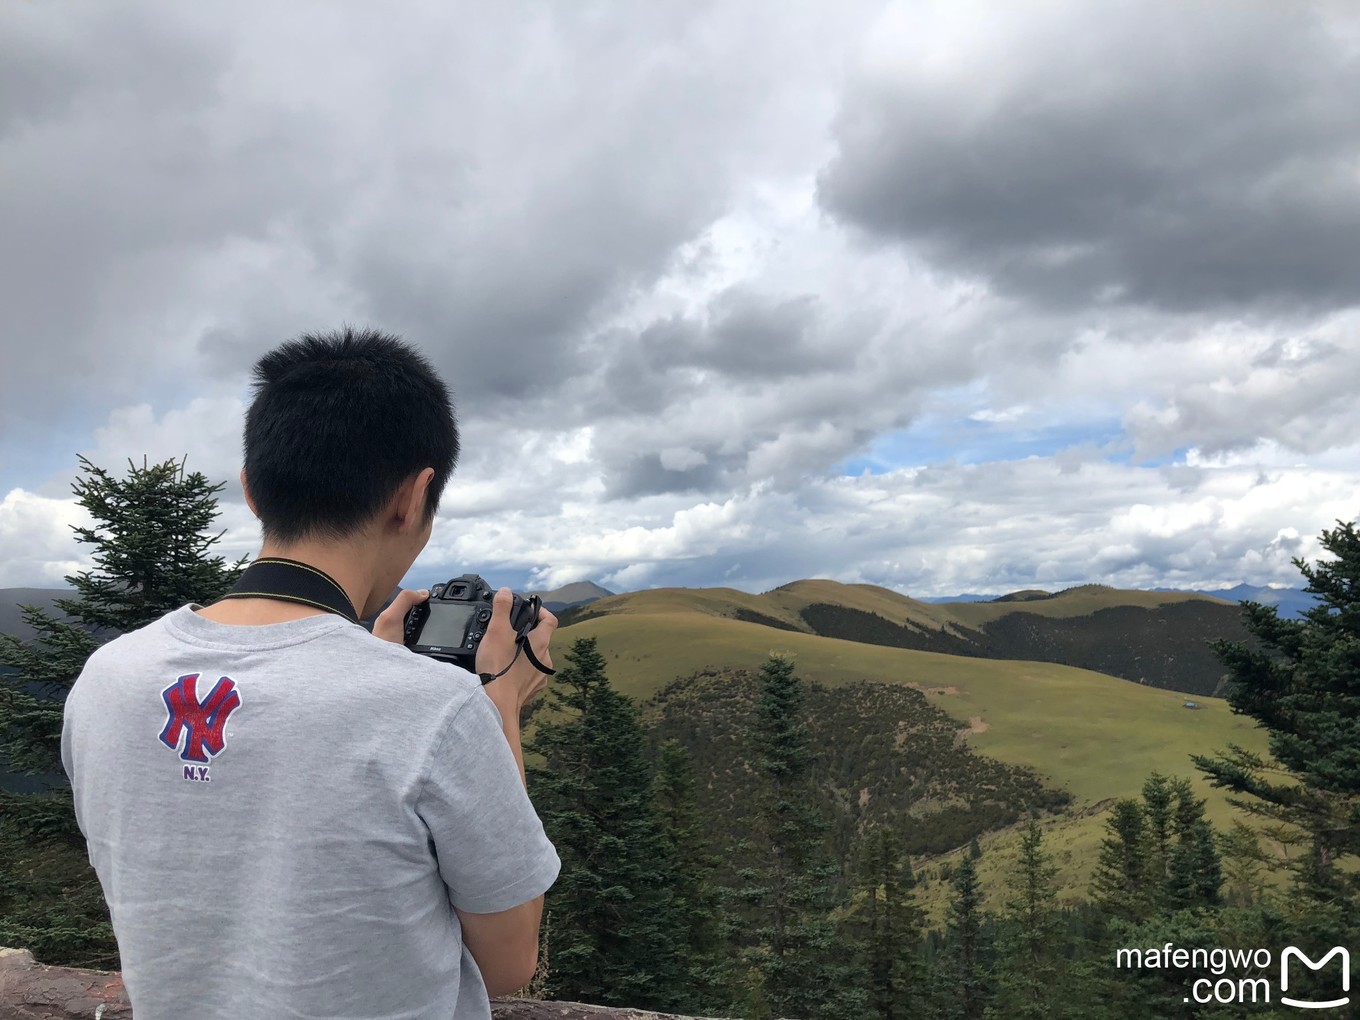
top-left (62, 604), bottom-right (560, 1020)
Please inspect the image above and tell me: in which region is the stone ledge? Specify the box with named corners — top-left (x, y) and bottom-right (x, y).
top-left (0, 948), bottom-right (717, 1019)
top-left (0, 947), bottom-right (132, 1019)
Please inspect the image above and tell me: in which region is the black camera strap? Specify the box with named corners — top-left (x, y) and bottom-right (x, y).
top-left (477, 611), bottom-right (557, 684)
top-left (216, 557), bottom-right (359, 625)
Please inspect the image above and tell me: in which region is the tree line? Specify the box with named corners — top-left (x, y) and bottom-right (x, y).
top-left (1, 458), bottom-right (1356, 1018)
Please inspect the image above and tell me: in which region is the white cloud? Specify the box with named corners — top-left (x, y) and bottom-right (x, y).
top-left (80, 395), bottom-right (248, 492)
top-left (0, 488), bottom-right (93, 587)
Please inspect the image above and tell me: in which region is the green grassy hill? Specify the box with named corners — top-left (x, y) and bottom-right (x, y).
top-left (557, 602), bottom-right (1272, 919)
top-left (562, 579), bottom-right (1253, 695)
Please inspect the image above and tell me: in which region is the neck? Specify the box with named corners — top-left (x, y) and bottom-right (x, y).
top-left (257, 540), bottom-right (374, 617)
top-left (198, 537), bottom-right (389, 626)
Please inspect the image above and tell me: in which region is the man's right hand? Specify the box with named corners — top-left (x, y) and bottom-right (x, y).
top-left (476, 587), bottom-right (557, 712)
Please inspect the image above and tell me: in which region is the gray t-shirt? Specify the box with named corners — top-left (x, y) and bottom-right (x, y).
top-left (60, 604), bottom-right (560, 1020)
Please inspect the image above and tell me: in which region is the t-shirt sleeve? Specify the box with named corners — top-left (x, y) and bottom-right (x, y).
top-left (416, 689), bottom-right (561, 914)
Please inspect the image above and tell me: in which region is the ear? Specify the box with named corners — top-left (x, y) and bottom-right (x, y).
top-left (240, 469), bottom-right (259, 518)
top-left (396, 467), bottom-right (437, 534)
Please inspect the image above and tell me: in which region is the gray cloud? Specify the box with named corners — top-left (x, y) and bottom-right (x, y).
top-left (642, 289), bottom-right (839, 379)
top-left (3, 0), bottom-right (1358, 599)
top-left (1, 0), bottom-right (862, 437)
top-left (819, 2), bottom-right (1360, 314)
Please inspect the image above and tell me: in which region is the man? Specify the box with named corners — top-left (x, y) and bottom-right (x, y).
top-left (61, 327), bottom-right (559, 1019)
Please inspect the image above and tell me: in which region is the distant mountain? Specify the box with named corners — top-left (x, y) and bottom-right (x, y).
top-left (926, 583), bottom-right (1316, 619)
top-left (528, 580), bottom-right (614, 614)
top-left (0, 587), bottom-right (77, 641)
top-left (1152, 583), bottom-right (1317, 620)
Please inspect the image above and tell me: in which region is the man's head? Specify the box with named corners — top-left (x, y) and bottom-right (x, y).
top-left (242, 326), bottom-right (459, 554)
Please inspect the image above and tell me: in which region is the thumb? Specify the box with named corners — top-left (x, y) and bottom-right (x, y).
top-left (489, 586), bottom-right (514, 627)
top-left (395, 587), bottom-right (431, 613)
top-left (373, 587), bottom-right (430, 644)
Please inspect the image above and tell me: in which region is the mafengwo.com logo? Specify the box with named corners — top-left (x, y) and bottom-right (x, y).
top-left (1116, 943), bottom-right (1350, 1009)
top-left (1281, 948), bottom-right (1350, 1010)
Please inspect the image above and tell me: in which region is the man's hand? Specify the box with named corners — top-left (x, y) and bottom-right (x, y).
top-left (476, 588), bottom-right (557, 713)
top-left (372, 588), bottom-right (429, 645)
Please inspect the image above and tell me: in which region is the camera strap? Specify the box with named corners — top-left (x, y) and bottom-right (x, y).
top-left (477, 617), bottom-right (557, 684)
top-left (215, 557), bottom-right (359, 625)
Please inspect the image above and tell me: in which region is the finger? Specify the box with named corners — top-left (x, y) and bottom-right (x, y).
top-left (372, 587), bottom-right (429, 642)
top-left (533, 607), bottom-right (559, 638)
top-left (527, 607), bottom-right (557, 670)
top-left (484, 586), bottom-right (515, 637)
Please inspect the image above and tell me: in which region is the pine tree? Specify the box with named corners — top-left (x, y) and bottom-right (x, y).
top-left (1141, 773), bottom-right (1175, 907)
top-left (736, 654), bottom-right (866, 1020)
top-left (0, 455), bottom-right (245, 965)
top-left (1164, 780), bottom-right (1223, 911)
top-left (1218, 821), bottom-right (1267, 908)
top-left (938, 852), bottom-right (994, 1019)
top-left (1193, 520), bottom-right (1360, 915)
top-left (986, 820), bottom-right (1063, 1020)
top-left (526, 636), bottom-right (685, 1011)
top-left (850, 825), bottom-right (925, 1020)
top-left (652, 739), bottom-right (725, 1015)
top-left (1136, 773), bottom-right (1223, 912)
top-left (1089, 799), bottom-right (1151, 922)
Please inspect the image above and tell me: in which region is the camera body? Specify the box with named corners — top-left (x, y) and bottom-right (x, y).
top-left (403, 573), bottom-right (541, 673)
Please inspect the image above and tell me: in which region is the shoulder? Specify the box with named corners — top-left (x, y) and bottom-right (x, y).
top-left (78, 609), bottom-right (178, 665)
top-left (338, 625), bottom-right (482, 686)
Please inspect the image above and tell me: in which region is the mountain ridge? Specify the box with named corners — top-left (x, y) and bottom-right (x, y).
top-left (558, 578), bottom-right (1252, 695)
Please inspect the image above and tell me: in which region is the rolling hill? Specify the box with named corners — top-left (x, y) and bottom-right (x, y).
top-left (555, 582), bottom-right (1273, 917)
top-left (527, 580), bottom-right (613, 614)
top-left (560, 579), bottom-right (1253, 696)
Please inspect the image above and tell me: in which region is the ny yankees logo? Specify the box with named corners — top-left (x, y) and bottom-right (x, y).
top-left (159, 673), bottom-right (241, 765)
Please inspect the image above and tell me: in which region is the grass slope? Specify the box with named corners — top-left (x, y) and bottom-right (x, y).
top-left (565, 579), bottom-right (1249, 695)
top-left (935, 583), bottom-right (1233, 625)
top-left (569, 579), bottom-right (1235, 633)
top-left (559, 609), bottom-right (1271, 918)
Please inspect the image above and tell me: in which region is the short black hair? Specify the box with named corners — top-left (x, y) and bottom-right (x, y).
top-left (243, 326), bottom-right (459, 544)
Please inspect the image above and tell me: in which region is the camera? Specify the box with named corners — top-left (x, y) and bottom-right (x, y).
top-left (403, 573), bottom-right (543, 674)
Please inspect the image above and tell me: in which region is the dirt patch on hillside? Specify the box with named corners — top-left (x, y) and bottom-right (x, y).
top-left (953, 715), bottom-right (989, 747)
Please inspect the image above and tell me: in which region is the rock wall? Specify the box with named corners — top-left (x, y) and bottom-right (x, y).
top-left (0, 948), bottom-right (718, 1019)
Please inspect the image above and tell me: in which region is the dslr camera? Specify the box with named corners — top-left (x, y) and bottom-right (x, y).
top-left (403, 573), bottom-right (543, 674)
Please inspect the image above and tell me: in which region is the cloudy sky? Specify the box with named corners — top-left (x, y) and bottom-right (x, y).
top-left (3, 0), bottom-right (1358, 598)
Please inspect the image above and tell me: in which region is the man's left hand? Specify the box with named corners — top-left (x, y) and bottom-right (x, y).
top-left (372, 588), bottom-right (429, 644)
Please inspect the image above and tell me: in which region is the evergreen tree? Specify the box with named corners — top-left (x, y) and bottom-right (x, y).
top-left (986, 820), bottom-right (1063, 1020)
top-left (1091, 777), bottom-right (1224, 925)
top-left (736, 654), bottom-right (866, 1020)
top-left (1136, 773), bottom-right (1224, 912)
top-left (1164, 779), bottom-right (1223, 911)
top-left (1191, 520), bottom-right (1360, 1000)
top-left (1141, 773), bottom-right (1175, 907)
top-left (1217, 821), bottom-right (1267, 908)
top-left (850, 825), bottom-right (925, 1020)
top-left (652, 739), bottom-right (725, 1015)
top-left (1193, 520), bottom-right (1360, 914)
top-left (1090, 799), bottom-right (1151, 922)
top-left (526, 636), bottom-right (684, 1011)
top-left (0, 455), bottom-right (245, 965)
top-left (937, 852), bottom-right (994, 1020)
